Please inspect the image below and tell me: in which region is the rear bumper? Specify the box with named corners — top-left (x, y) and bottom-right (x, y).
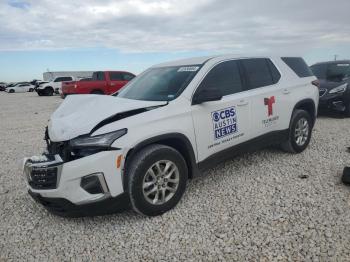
top-left (28, 190), bottom-right (130, 217)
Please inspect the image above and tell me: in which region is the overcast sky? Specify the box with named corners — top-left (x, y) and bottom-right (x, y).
top-left (1, 0), bottom-right (350, 81)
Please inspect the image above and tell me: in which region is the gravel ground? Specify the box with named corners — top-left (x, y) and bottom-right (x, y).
top-left (1, 92), bottom-right (350, 261)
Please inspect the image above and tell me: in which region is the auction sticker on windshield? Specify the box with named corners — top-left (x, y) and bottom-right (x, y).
top-left (178, 66), bottom-right (200, 72)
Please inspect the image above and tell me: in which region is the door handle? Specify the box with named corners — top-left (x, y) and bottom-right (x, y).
top-left (237, 100), bottom-right (248, 106)
top-left (282, 89), bottom-right (290, 94)
top-left (110, 83), bottom-right (116, 86)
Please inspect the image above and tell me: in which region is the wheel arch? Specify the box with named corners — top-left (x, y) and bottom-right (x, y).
top-left (123, 133), bottom-right (199, 191)
top-left (292, 99), bottom-right (317, 127)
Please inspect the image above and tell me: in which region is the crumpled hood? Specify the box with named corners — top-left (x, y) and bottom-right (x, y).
top-left (48, 95), bottom-right (167, 141)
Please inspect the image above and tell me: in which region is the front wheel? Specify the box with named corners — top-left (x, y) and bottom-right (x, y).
top-left (9, 89), bottom-right (14, 93)
top-left (281, 109), bottom-right (312, 153)
top-left (344, 101), bottom-right (350, 117)
top-left (127, 144), bottom-right (188, 216)
top-left (45, 87), bottom-right (54, 96)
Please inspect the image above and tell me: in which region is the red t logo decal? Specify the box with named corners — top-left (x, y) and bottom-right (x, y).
top-left (264, 96), bottom-right (275, 116)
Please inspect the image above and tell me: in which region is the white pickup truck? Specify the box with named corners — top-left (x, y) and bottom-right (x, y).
top-left (36, 76), bottom-right (74, 96)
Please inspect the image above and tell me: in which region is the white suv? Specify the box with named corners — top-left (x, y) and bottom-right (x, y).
top-left (37, 76), bottom-right (74, 96)
top-left (23, 55), bottom-right (319, 217)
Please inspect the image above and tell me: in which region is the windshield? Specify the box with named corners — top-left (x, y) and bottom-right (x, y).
top-left (311, 63), bottom-right (350, 81)
top-left (117, 65), bottom-right (201, 101)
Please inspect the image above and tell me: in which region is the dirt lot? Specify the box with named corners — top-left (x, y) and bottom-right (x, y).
top-left (1, 92), bottom-right (350, 261)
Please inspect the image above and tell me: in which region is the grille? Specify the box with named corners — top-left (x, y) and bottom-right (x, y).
top-left (28, 166), bottom-right (58, 190)
top-left (319, 88), bottom-right (327, 97)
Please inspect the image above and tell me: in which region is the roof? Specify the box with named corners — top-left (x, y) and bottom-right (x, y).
top-left (153, 55), bottom-right (219, 67)
top-left (311, 60), bottom-right (350, 66)
top-left (152, 54), bottom-right (290, 68)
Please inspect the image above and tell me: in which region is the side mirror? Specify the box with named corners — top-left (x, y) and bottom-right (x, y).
top-left (192, 88), bottom-right (223, 105)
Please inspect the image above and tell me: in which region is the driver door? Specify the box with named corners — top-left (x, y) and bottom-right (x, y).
top-left (191, 60), bottom-right (251, 163)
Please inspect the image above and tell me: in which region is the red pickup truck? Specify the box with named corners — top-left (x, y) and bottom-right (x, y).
top-left (62, 71), bottom-right (135, 97)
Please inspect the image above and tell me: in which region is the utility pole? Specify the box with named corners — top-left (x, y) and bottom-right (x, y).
top-left (334, 55), bottom-right (338, 61)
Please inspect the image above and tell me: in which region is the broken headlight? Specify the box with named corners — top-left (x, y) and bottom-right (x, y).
top-left (70, 129), bottom-right (127, 148)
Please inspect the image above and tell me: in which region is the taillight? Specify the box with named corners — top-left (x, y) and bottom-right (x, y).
top-left (312, 80), bottom-right (320, 88)
top-left (74, 84), bottom-right (77, 88)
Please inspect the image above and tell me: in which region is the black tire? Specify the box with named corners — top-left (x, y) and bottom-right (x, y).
top-left (45, 87), bottom-right (54, 96)
top-left (29, 88), bottom-right (34, 92)
top-left (127, 144), bottom-right (188, 216)
top-left (344, 102), bottom-right (350, 117)
top-left (91, 90), bottom-right (104, 95)
top-left (9, 89), bottom-right (14, 93)
top-left (281, 109), bottom-right (312, 153)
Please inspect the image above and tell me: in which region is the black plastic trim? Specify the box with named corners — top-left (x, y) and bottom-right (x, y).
top-left (124, 133), bottom-right (199, 190)
top-left (28, 190), bottom-right (130, 217)
top-left (293, 99), bottom-right (317, 127)
top-left (198, 129), bottom-right (289, 172)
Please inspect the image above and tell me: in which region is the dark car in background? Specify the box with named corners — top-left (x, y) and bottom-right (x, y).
top-left (310, 60), bottom-right (350, 116)
top-left (0, 82), bottom-right (7, 91)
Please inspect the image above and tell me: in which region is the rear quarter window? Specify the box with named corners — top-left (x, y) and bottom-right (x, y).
top-left (282, 57), bottom-right (313, 78)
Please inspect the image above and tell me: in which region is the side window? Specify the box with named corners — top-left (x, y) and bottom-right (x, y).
top-left (281, 57), bottom-right (313, 78)
top-left (59, 77), bottom-right (72, 82)
top-left (241, 58), bottom-right (274, 90)
top-left (197, 60), bottom-right (243, 96)
top-left (267, 60), bottom-right (281, 84)
top-left (54, 77), bottom-right (63, 82)
top-left (109, 72), bottom-right (123, 81)
top-left (92, 72), bottom-right (105, 81)
top-left (123, 73), bottom-right (135, 81)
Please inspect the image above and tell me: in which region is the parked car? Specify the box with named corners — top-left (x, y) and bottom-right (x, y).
top-left (0, 82), bottom-right (7, 91)
top-left (37, 76), bottom-right (74, 96)
top-left (23, 55), bottom-right (318, 217)
top-left (5, 82), bottom-right (34, 93)
top-left (310, 60), bottom-right (350, 116)
top-left (61, 71), bottom-right (135, 97)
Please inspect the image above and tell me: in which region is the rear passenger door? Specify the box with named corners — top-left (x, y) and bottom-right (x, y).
top-left (240, 58), bottom-right (285, 138)
top-left (191, 60), bottom-right (251, 162)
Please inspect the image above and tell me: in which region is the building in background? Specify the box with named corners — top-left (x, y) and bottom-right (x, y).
top-left (43, 71), bottom-right (94, 81)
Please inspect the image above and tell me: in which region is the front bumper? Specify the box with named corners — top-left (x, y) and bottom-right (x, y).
top-left (24, 150), bottom-right (128, 216)
top-left (28, 190), bottom-right (130, 217)
top-left (318, 90), bottom-right (349, 111)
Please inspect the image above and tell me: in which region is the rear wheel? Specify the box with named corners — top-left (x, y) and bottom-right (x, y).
top-left (9, 89), bottom-right (14, 93)
top-left (281, 109), bottom-right (312, 153)
top-left (29, 88), bottom-right (34, 92)
top-left (128, 144), bottom-right (188, 216)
